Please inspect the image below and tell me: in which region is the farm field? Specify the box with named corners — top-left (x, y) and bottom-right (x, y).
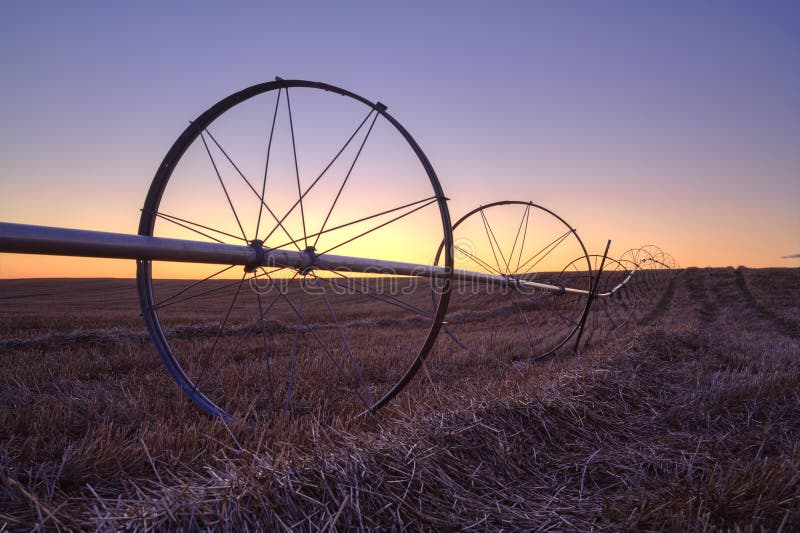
top-left (1, 267), bottom-right (799, 529)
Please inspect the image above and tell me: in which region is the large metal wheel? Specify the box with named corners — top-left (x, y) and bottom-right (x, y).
top-left (434, 201), bottom-right (592, 361)
top-left (136, 79), bottom-right (453, 423)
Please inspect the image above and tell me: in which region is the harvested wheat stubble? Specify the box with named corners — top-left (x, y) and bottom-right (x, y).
top-left (1, 269), bottom-right (799, 530)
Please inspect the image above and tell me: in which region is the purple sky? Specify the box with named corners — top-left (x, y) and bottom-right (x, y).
top-left (1, 1), bottom-right (798, 275)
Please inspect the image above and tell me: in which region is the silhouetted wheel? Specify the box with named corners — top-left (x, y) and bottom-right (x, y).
top-left (434, 200), bottom-right (592, 361)
top-left (137, 79), bottom-right (453, 423)
top-left (564, 254), bottom-right (636, 346)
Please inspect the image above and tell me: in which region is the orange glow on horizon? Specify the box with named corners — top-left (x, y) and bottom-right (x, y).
top-left (1, 3), bottom-right (799, 278)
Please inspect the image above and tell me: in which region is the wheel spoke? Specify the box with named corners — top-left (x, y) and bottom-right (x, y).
top-left (554, 306), bottom-right (579, 328)
top-left (478, 209), bottom-right (506, 275)
top-left (599, 298), bottom-right (619, 329)
top-left (277, 283), bottom-right (371, 409)
top-left (192, 273), bottom-right (248, 392)
top-left (509, 290), bottom-right (539, 359)
top-left (255, 288), bottom-right (277, 412)
top-left (271, 196), bottom-right (438, 252)
top-left (455, 244), bottom-right (504, 276)
top-left (318, 197), bottom-right (439, 256)
top-left (284, 284), bottom-right (305, 410)
top-left (261, 108), bottom-right (378, 245)
top-left (153, 264), bottom-right (237, 309)
top-left (327, 271), bottom-right (435, 319)
top-left (150, 210), bottom-right (248, 243)
top-left (517, 229), bottom-right (574, 275)
top-left (255, 88), bottom-right (283, 241)
top-left (285, 88), bottom-right (308, 249)
top-left (197, 271), bottom-right (296, 393)
top-left (150, 276), bottom-right (247, 311)
top-left (552, 264), bottom-right (586, 328)
top-left (512, 204), bottom-right (531, 273)
top-left (480, 209), bottom-right (511, 275)
top-left (443, 322), bottom-right (482, 356)
top-left (313, 273), bottom-right (373, 405)
top-left (203, 127), bottom-right (302, 251)
top-left (199, 131), bottom-right (248, 241)
top-left (450, 281), bottom-right (495, 309)
top-left (313, 111), bottom-right (380, 249)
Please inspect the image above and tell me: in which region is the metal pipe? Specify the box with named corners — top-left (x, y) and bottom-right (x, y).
top-left (0, 222), bottom-right (258, 265)
top-left (0, 221), bottom-right (589, 295)
top-left (248, 245), bottom-right (572, 294)
top-left (595, 262), bottom-right (640, 298)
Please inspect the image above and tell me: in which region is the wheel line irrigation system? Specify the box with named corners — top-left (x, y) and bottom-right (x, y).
top-left (0, 78), bottom-right (679, 422)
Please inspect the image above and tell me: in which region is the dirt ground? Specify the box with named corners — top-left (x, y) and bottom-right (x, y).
top-left (1, 267), bottom-right (798, 530)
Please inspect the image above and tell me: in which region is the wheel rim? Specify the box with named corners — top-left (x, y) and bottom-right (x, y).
top-left (136, 79), bottom-right (453, 423)
top-left (563, 254), bottom-right (636, 345)
top-left (434, 200), bottom-right (592, 362)
top-left (621, 244), bottom-right (667, 302)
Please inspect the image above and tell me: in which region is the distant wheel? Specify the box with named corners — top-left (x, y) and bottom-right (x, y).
top-left (136, 79), bottom-right (453, 423)
top-left (620, 246), bottom-right (656, 300)
top-left (638, 244), bottom-right (666, 266)
top-left (564, 254), bottom-right (636, 346)
top-left (434, 201), bottom-right (592, 361)
top-left (661, 252), bottom-right (679, 271)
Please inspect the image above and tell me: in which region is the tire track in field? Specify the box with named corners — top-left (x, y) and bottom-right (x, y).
top-left (704, 266), bottom-right (766, 328)
top-left (734, 267), bottom-right (800, 340)
top-left (637, 271), bottom-right (680, 325)
top-left (690, 266), bottom-right (799, 341)
top-left (683, 267), bottom-right (716, 324)
top-left (0, 313), bottom-right (432, 351)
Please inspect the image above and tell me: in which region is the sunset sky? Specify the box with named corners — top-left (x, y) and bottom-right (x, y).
top-left (1, 1), bottom-right (798, 278)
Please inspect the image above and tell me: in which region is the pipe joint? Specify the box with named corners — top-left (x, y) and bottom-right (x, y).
top-left (300, 246), bottom-right (317, 274)
top-left (245, 240), bottom-right (266, 272)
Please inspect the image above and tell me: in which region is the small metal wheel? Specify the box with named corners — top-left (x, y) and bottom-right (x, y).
top-left (621, 244), bottom-right (667, 302)
top-left (638, 244), bottom-right (666, 266)
top-left (137, 79), bottom-right (453, 423)
top-left (433, 201), bottom-right (592, 361)
top-left (564, 254), bottom-right (636, 346)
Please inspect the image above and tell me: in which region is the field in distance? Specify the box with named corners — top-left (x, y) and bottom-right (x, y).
top-left (1, 267), bottom-right (799, 529)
